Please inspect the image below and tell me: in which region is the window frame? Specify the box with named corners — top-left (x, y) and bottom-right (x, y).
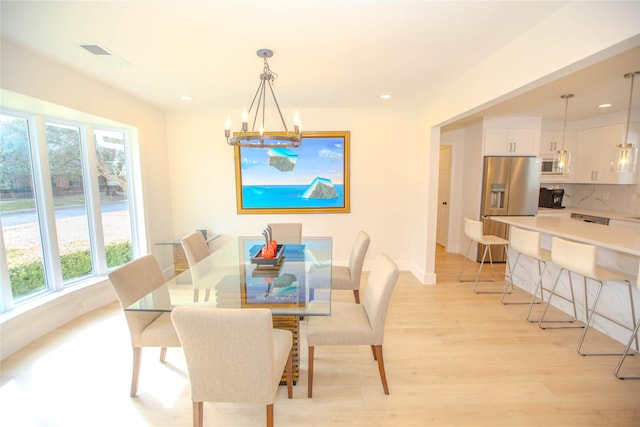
top-left (0, 107), bottom-right (143, 313)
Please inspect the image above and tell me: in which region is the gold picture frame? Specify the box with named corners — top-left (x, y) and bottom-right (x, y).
top-left (234, 131), bottom-right (350, 214)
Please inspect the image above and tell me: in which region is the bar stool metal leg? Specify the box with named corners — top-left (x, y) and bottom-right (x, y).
top-left (525, 261), bottom-right (548, 321)
top-left (538, 269), bottom-right (584, 330)
top-left (503, 254), bottom-right (546, 305)
top-left (578, 279), bottom-right (637, 356)
top-left (615, 317), bottom-right (640, 379)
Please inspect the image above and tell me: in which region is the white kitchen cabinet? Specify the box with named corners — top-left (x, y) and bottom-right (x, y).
top-left (539, 130), bottom-right (574, 158)
top-left (539, 130), bottom-right (574, 183)
top-left (572, 123), bottom-right (637, 184)
top-left (484, 127), bottom-right (540, 156)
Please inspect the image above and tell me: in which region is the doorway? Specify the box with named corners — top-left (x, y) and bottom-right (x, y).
top-left (436, 145), bottom-right (451, 249)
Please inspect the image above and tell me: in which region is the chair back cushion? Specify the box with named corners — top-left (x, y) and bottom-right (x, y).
top-left (464, 218), bottom-right (483, 242)
top-left (509, 226), bottom-right (542, 260)
top-left (348, 231), bottom-right (371, 285)
top-left (268, 223), bottom-right (302, 244)
top-left (109, 254), bottom-right (166, 307)
top-left (551, 237), bottom-right (597, 279)
top-left (362, 254), bottom-right (399, 343)
top-left (108, 255), bottom-right (167, 345)
top-left (181, 231), bottom-right (210, 267)
top-left (171, 306), bottom-right (288, 404)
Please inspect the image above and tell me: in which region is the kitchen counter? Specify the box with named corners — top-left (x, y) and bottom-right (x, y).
top-left (491, 214), bottom-right (639, 346)
top-left (491, 215), bottom-right (640, 256)
top-left (537, 207), bottom-right (640, 225)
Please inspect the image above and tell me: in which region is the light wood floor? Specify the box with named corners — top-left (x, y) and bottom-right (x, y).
top-left (3, 246), bottom-right (640, 426)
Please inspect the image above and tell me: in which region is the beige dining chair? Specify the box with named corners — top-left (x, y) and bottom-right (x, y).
top-left (108, 254), bottom-right (181, 397)
top-left (181, 231), bottom-right (212, 301)
top-left (306, 253), bottom-right (399, 398)
top-left (332, 230), bottom-right (370, 303)
top-left (171, 306), bottom-right (293, 427)
top-left (268, 223), bottom-right (302, 244)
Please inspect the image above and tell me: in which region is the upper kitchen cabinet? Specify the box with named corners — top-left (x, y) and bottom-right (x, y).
top-left (539, 130), bottom-right (574, 158)
top-left (539, 130), bottom-right (574, 183)
top-left (483, 116), bottom-right (541, 156)
top-left (572, 123), bottom-right (637, 184)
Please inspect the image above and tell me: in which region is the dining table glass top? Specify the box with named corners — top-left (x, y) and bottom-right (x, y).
top-left (125, 236), bottom-right (332, 317)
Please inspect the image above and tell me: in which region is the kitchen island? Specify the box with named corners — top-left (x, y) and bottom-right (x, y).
top-left (491, 215), bottom-right (639, 345)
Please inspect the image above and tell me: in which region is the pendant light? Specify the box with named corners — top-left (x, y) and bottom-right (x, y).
top-left (611, 71), bottom-right (639, 174)
top-left (553, 94), bottom-right (573, 174)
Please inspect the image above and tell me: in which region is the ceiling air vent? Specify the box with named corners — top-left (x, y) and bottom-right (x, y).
top-left (80, 44), bottom-right (112, 55)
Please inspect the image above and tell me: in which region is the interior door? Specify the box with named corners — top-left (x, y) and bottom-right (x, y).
top-left (436, 145), bottom-right (451, 248)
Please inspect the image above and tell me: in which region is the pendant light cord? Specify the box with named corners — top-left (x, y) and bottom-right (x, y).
top-left (560, 94), bottom-right (573, 151)
top-left (623, 72), bottom-right (637, 149)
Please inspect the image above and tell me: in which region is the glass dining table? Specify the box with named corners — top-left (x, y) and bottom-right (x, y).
top-left (126, 236), bottom-right (333, 383)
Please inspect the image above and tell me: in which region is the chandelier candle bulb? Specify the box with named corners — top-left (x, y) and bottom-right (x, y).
top-left (225, 117), bottom-right (231, 138)
top-left (294, 112), bottom-right (301, 134)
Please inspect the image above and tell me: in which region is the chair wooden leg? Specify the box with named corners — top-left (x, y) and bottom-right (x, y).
top-left (370, 345), bottom-right (377, 360)
top-left (130, 347), bottom-right (141, 397)
top-left (373, 345), bottom-right (390, 395)
top-left (354, 289), bottom-right (360, 304)
top-left (160, 347), bottom-right (167, 362)
top-left (286, 352), bottom-right (293, 399)
top-left (193, 401), bottom-right (203, 427)
top-left (308, 346), bottom-right (314, 398)
top-left (266, 403), bottom-right (274, 427)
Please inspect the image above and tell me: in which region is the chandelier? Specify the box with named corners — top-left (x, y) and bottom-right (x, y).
top-left (225, 49), bottom-right (302, 148)
top-left (611, 71), bottom-right (639, 174)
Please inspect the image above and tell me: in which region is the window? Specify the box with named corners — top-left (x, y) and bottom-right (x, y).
top-left (0, 111), bottom-right (137, 312)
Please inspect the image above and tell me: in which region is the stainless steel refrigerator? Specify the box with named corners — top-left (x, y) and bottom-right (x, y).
top-left (477, 156), bottom-right (541, 262)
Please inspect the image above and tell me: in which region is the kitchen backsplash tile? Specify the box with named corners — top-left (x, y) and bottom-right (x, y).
top-left (561, 183), bottom-right (639, 214)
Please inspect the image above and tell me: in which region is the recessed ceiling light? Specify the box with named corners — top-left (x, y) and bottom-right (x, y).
top-left (598, 103), bottom-right (612, 109)
top-left (181, 96), bottom-right (193, 101)
top-left (380, 94), bottom-right (392, 100)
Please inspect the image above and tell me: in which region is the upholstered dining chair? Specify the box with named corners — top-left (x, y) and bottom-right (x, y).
top-left (108, 255), bottom-right (181, 397)
top-left (306, 253), bottom-right (399, 398)
top-left (171, 306), bottom-right (293, 427)
top-left (332, 230), bottom-right (370, 303)
top-left (268, 223), bottom-right (302, 244)
top-left (181, 231), bottom-right (211, 301)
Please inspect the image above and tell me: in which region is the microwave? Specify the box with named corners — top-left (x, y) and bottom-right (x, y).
top-left (541, 158), bottom-right (563, 175)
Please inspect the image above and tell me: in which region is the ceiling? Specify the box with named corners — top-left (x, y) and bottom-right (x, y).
top-left (1, 1), bottom-right (639, 124)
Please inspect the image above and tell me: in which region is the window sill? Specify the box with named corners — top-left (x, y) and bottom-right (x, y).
top-left (0, 275), bottom-right (112, 325)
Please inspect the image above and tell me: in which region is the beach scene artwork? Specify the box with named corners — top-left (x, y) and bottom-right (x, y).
top-left (235, 132), bottom-right (349, 213)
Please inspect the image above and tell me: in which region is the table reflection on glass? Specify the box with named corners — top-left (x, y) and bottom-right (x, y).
top-left (126, 237), bottom-right (333, 382)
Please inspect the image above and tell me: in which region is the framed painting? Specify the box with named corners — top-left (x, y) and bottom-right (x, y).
top-left (234, 131), bottom-right (350, 214)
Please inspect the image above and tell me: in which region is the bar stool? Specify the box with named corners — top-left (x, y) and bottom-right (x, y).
top-left (501, 226), bottom-right (550, 313)
top-left (537, 236), bottom-right (584, 330)
top-left (615, 280), bottom-right (640, 378)
top-left (544, 237), bottom-right (637, 357)
top-left (458, 218), bottom-right (508, 294)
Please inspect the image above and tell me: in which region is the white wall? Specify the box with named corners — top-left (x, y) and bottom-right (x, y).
top-left (0, 38), bottom-right (174, 359)
top-left (1, 1), bottom-right (639, 359)
top-left (165, 108), bottom-right (417, 272)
